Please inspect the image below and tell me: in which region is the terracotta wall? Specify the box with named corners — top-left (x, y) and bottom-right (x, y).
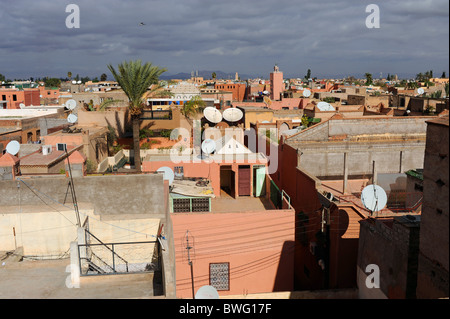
top-left (171, 210), bottom-right (295, 298)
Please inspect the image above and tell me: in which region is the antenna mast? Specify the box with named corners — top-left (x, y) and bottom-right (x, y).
top-left (185, 230), bottom-right (195, 299)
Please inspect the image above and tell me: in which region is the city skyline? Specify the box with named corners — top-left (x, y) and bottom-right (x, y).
top-left (0, 0), bottom-right (449, 79)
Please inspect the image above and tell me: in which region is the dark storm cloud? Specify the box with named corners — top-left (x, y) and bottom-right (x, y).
top-left (0, 0), bottom-right (448, 79)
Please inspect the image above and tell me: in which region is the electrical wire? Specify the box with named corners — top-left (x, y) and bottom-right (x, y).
top-left (15, 178), bottom-right (158, 239)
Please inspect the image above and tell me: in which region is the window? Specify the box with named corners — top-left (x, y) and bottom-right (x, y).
top-left (210, 263), bottom-right (229, 291)
top-left (174, 166), bottom-right (184, 178)
top-left (13, 95), bottom-right (17, 101)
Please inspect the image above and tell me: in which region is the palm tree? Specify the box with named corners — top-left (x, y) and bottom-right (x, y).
top-left (107, 60), bottom-right (167, 172)
top-left (181, 95), bottom-right (206, 120)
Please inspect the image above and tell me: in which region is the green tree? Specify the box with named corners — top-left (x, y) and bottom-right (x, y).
top-left (107, 60), bottom-right (167, 172)
top-left (441, 71), bottom-right (446, 78)
top-left (365, 73), bottom-right (373, 85)
top-left (68, 72), bottom-right (72, 80)
top-left (0, 73), bottom-right (5, 82)
top-left (44, 77), bottom-right (61, 88)
top-left (305, 69), bottom-right (311, 80)
top-left (100, 73), bottom-right (107, 81)
top-left (181, 95), bottom-right (206, 120)
top-left (212, 72), bottom-right (216, 80)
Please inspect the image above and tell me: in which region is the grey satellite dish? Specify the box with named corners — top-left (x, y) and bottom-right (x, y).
top-left (19, 103), bottom-right (25, 109)
top-left (201, 139), bottom-right (216, 154)
top-left (67, 114), bottom-right (78, 124)
top-left (203, 107), bottom-right (222, 124)
top-left (361, 184), bottom-right (388, 213)
top-left (223, 107), bottom-right (243, 122)
top-left (66, 99), bottom-right (76, 110)
top-left (157, 166), bottom-right (175, 186)
top-left (5, 140), bottom-right (20, 156)
top-left (195, 285), bottom-right (219, 299)
top-left (303, 89), bottom-right (311, 98)
top-left (417, 88), bottom-right (424, 95)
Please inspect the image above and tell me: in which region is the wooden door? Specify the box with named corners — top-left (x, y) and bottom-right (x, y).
top-left (238, 166), bottom-right (251, 196)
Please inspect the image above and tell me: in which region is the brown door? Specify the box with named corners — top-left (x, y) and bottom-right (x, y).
top-left (238, 166), bottom-right (251, 196)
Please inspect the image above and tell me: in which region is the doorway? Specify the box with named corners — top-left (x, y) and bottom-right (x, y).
top-left (220, 166), bottom-right (235, 198)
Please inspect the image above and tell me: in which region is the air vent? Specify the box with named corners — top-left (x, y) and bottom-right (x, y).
top-left (42, 145), bottom-right (52, 155)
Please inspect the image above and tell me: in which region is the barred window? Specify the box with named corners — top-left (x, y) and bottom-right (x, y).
top-left (209, 262), bottom-right (229, 291)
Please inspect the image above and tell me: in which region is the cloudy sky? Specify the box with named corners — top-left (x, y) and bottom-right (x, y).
top-left (0, 0), bottom-right (448, 80)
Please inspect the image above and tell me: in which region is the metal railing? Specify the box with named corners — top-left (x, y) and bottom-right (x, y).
top-left (334, 191), bottom-right (423, 215)
top-left (78, 229), bottom-right (160, 276)
top-left (141, 109), bottom-right (172, 120)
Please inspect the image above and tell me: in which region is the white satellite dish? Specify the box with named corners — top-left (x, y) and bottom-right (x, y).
top-left (263, 90), bottom-right (270, 95)
top-left (157, 166), bottom-right (174, 186)
top-left (317, 101), bottom-right (335, 111)
top-left (66, 99), bottom-right (76, 110)
top-left (77, 81), bottom-right (82, 84)
top-left (5, 140), bottom-right (20, 156)
top-left (303, 89), bottom-right (311, 98)
top-left (195, 285), bottom-right (219, 299)
top-left (67, 114), bottom-right (78, 124)
top-left (223, 107), bottom-right (243, 122)
top-left (19, 103), bottom-right (25, 109)
top-left (72, 80), bottom-right (77, 84)
top-left (361, 184), bottom-right (388, 213)
top-left (201, 139), bottom-right (216, 154)
top-left (203, 107), bottom-right (222, 124)
top-left (417, 88), bottom-right (424, 95)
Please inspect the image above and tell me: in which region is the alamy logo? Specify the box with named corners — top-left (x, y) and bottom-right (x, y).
top-left (366, 4), bottom-right (380, 29)
top-left (66, 4), bottom-right (80, 29)
top-left (365, 264), bottom-right (380, 288)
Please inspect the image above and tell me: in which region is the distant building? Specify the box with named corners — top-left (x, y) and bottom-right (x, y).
top-left (0, 88), bottom-right (40, 109)
top-left (270, 65), bottom-right (283, 101)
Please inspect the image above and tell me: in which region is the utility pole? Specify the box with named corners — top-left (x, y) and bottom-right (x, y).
top-left (185, 230), bottom-right (195, 299)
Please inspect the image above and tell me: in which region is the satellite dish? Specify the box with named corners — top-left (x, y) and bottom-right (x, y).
top-left (361, 184), bottom-right (388, 213)
top-left (72, 80), bottom-right (77, 84)
top-left (195, 285), bottom-right (219, 299)
top-left (77, 81), bottom-right (82, 84)
top-left (262, 90), bottom-right (270, 95)
top-left (303, 89), bottom-right (311, 98)
top-left (417, 88), bottom-right (424, 95)
top-left (223, 107), bottom-right (243, 122)
top-left (157, 166), bottom-right (174, 186)
top-left (203, 107), bottom-right (222, 124)
top-left (5, 140), bottom-right (20, 156)
top-left (201, 139), bottom-right (216, 155)
top-left (317, 101), bottom-right (335, 111)
top-left (67, 114), bottom-right (78, 124)
top-left (66, 99), bottom-right (76, 110)
top-left (19, 103), bottom-right (25, 109)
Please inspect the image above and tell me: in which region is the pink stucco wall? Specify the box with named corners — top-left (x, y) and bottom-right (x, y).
top-left (171, 210), bottom-right (295, 298)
